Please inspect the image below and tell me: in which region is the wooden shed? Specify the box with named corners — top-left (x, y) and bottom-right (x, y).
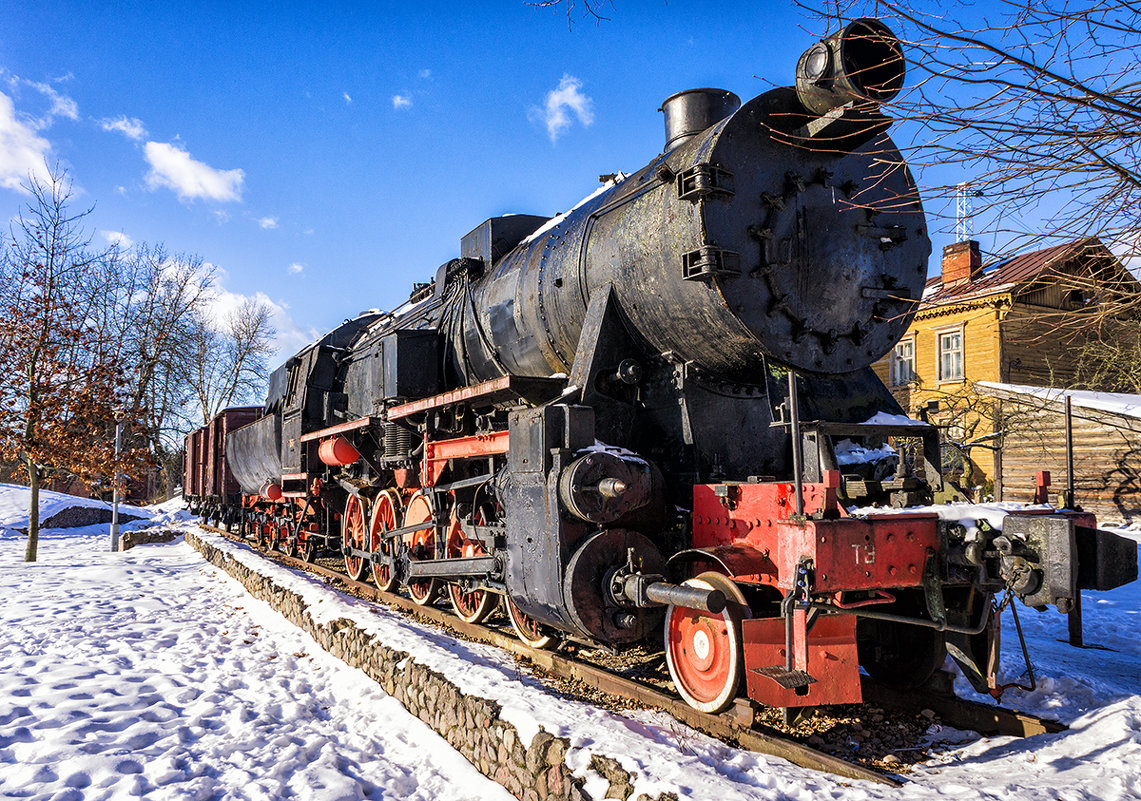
top-left (977, 381), bottom-right (1141, 524)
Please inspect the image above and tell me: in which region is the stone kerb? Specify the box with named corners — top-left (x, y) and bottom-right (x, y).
top-left (185, 529), bottom-right (677, 801)
top-left (119, 529), bottom-right (180, 551)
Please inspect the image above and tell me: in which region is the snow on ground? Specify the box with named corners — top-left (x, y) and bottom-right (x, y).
top-left (0, 523), bottom-right (513, 800)
top-left (1, 487), bottom-right (1140, 801)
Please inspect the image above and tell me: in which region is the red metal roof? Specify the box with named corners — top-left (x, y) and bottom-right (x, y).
top-left (922, 238), bottom-right (1105, 307)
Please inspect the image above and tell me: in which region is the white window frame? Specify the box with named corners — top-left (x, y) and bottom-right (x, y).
top-left (945, 420), bottom-right (966, 443)
top-left (890, 335), bottom-right (916, 387)
top-left (937, 326), bottom-right (965, 383)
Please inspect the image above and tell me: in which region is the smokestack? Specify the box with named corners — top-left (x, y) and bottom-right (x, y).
top-left (659, 89), bottom-right (740, 151)
top-left (942, 240), bottom-right (982, 285)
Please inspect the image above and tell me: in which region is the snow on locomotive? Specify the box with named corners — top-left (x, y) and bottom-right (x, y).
top-left (185, 20), bottom-right (1137, 714)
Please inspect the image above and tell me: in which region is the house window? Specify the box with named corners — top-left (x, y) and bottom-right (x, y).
top-left (890, 338), bottom-right (916, 386)
top-left (938, 330), bottom-right (964, 381)
top-left (945, 420), bottom-right (966, 443)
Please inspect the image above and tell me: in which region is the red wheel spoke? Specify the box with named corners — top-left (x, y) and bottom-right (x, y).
top-left (342, 495), bottom-right (369, 582)
top-left (665, 572), bottom-right (747, 713)
top-left (369, 490), bottom-right (401, 592)
top-left (447, 537), bottom-right (494, 624)
top-left (506, 597), bottom-right (556, 650)
top-left (404, 492), bottom-right (439, 605)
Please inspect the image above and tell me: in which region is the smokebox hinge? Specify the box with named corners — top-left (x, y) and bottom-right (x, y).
top-left (676, 163), bottom-right (735, 201)
top-left (682, 246), bottom-right (741, 281)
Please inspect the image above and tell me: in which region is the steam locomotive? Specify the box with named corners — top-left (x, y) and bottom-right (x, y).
top-left (185, 19), bottom-right (1137, 715)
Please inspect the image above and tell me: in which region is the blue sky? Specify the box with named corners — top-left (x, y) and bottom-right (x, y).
top-left (0, 1), bottom-right (967, 360)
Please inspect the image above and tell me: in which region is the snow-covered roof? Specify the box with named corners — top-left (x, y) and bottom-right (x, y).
top-left (976, 381), bottom-right (1141, 421)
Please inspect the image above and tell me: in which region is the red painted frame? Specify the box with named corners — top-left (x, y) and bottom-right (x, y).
top-left (420, 430), bottom-right (510, 486)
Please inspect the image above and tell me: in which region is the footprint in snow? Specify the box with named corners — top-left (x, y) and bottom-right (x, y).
top-left (64, 771), bottom-right (91, 788)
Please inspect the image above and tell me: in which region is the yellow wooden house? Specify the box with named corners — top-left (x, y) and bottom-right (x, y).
top-left (871, 237), bottom-right (1136, 498)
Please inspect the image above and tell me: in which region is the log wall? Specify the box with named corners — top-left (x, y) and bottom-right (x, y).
top-left (996, 401), bottom-right (1141, 523)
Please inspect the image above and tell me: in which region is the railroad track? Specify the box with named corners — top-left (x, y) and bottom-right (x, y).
top-left (198, 524), bottom-right (1066, 788)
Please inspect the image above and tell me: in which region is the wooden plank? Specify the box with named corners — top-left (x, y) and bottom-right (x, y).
top-left (862, 677), bottom-right (1066, 737)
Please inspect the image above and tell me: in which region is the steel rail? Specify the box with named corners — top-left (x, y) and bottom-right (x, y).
top-left (197, 524), bottom-right (1068, 786)
top-left (200, 524), bottom-right (895, 785)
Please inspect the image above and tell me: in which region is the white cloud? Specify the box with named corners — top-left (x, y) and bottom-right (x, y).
top-left (392, 94), bottom-right (412, 110)
top-left (0, 90), bottom-right (52, 191)
top-left (99, 115), bottom-right (147, 141)
top-left (212, 209), bottom-right (230, 224)
top-left (204, 278), bottom-right (319, 362)
top-left (533, 74), bottom-right (594, 144)
top-left (144, 141), bottom-right (244, 202)
top-left (256, 216), bottom-right (278, 230)
top-left (24, 79), bottom-right (78, 123)
top-left (288, 262), bottom-right (303, 274)
top-left (270, 310), bottom-right (322, 360)
top-left (419, 69), bottom-right (431, 79)
top-left (343, 92), bottom-right (352, 104)
top-left (101, 230), bottom-right (134, 249)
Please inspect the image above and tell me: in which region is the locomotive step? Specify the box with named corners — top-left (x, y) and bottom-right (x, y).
top-left (753, 665), bottom-right (818, 690)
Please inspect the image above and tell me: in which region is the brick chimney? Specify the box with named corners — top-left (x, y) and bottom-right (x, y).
top-left (942, 240), bottom-right (982, 285)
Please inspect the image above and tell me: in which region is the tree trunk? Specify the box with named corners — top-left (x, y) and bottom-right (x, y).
top-left (24, 461), bottom-right (40, 563)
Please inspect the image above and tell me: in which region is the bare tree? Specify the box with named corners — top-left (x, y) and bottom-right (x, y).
top-left (187, 296), bottom-right (276, 424)
top-left (81, 245), bottom-right (218, 453)
top-left (1072, 312), bottom-right (1141, 393)
top-left (528, 0), bottom-right (612, 26)
top-left (78, 238), bottom-right (281, 497)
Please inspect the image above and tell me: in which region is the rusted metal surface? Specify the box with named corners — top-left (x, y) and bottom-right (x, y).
top-left (744, 615), bottom-right (862, 709)
top-left (183, 407), bottom-right (262, 511)
top-left (386, 375), bottom-right (563, 421)
top-left (774, 517), bottom-right (940, 593)
top-left (184, 428), bottom-right (203, 498)
top-left (387, 376), bottom-right (510, 420)
top-left (421, 430), bottom-right (510, 486)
